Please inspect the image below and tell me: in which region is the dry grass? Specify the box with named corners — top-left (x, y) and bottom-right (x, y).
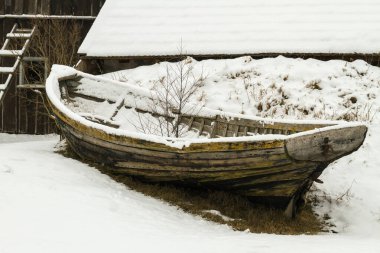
top-left (108, 173), bottom-right (323, 235)
top-left (59, 144), bottom-right (324, 235)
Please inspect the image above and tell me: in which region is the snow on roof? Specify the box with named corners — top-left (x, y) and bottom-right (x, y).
top-left (78, 0), bottom-right (380, 57)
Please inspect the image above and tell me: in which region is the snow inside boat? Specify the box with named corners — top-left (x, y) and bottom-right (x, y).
top-left (46, 65), bottom-right (367, 217)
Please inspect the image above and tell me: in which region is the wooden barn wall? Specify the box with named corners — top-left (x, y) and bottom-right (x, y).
top-left (0, 18), bottom-right (55, 134)
top-left (0, 0), bottom-right (104, 134)
top-left (0, 18), bottom-right (56, 134)
top-left (84, 52), bottom-right (380, 75)
top-left (0, 80), bottom-right (56, 134)
top-left (1, 0), bottom-right (105, 16)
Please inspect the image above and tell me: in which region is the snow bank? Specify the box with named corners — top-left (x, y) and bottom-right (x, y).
top-left (105, 56), bottom-right (380, 123)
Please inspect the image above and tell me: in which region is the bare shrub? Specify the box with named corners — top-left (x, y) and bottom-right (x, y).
top-left (336, 103), bottom-right (376, 122)
top-left (135, 55), bottom-right (205, 138)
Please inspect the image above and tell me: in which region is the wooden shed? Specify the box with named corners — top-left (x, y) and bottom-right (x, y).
top-left (0, 0), bottom-right (105, 134)
top-left (77, 0), bottom-right (380, 74)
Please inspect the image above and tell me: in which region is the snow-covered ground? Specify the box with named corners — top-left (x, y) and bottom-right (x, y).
top-left (0, 134), bottom-right (379, 253)
top-left (1, 56), bottom-right (380, 252)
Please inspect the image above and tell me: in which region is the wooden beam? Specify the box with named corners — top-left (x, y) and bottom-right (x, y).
top-left (0, 14), bottom-right (97, 20)
top-left (17, 84), bottom-right (45, 89)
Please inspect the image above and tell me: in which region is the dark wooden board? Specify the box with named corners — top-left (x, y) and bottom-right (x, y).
top-left (0, 1), bottom-right (5, 14)
top-left (26, 0), bottom-right (37, 14)
top-left (40, 0), bottom-right (50, 15)
top-left (14, 0), bottom-right (23, 14)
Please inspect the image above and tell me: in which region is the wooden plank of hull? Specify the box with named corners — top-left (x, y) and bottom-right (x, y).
top-left (54, 107), bottom-right (286, 157)
top-left (65, 125), bottom-right (287, 164)
top-left (52, 100), bottom-right (285, 153)
top-left (108, 165), bottom-right (315, 190)
top-left (60, 122), bottom-right (291, 168)
top-left (114, 157), bottom-right (294, 173)
top-left (60, 119), bottom-right (320, 208)
top-left (108, 165), bottom-right (315, 184)
top-left (216, 116), bottom-right (331, 133)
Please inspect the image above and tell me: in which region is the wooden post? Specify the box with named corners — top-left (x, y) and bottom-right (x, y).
top-left (44, 57), bottom-right (48, 81)
top-left (14, 65), bottom-right (18, 133)
top-left (35, 0), bottom-right (39, 14)
top-left (1, 100), bottom-right (3, 131)
top-left (24, 91), bottom-right (29, 133)
top-left (90, 0), bottom-right (94, 16)
top-left (16, 89), bottom-right (20, 133)
top-left (17, 62), bottom-right (23, 133)
top-left (18, 61), bottom-right (24, 86)
top-left (34, 94), bottom-right (38, 134)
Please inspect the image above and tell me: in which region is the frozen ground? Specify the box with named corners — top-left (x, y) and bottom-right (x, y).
top-left (1, 57), bottom-right (380, 252)
top-left (0, 134), bottom-right (379, 253)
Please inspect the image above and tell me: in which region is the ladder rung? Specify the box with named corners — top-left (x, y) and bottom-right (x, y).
top-left (17, 84), bottom-right (45, 89)
top-left (15, 28), bottom-right (33, 33)
top-left (0, 67), bottom-right (15, 74)
top-left (0, 49), bottom-right (23, 57)
top-left (7, 33), bottom-right (32, 39)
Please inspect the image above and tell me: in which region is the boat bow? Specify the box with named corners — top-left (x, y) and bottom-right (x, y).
top-left (285, 124), bottom-right (367, 162)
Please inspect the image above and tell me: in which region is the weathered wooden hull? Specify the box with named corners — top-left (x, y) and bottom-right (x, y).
top-left (57, 116), bottom-right (321, 207)
top-left (46, 66), bottom-right (368, 216)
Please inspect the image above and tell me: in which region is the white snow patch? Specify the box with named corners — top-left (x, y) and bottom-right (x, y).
top-left (202, 210), bottom-right (235, 222)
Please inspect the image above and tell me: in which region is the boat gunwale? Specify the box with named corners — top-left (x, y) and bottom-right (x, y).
top-left (46, 65), bottom-right (368, 151)
top-left (53, 105), bottom-right (286, 153)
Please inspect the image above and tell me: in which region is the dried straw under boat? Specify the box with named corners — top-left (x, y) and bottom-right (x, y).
top-left (46, 65), bottom-right (367, 217)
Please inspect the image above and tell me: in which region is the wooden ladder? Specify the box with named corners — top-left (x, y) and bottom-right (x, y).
top-left (0, 24), bottom-right (36, 103)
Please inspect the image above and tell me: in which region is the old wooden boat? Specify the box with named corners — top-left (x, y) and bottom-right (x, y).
top-left (46, 65), bottom-right (367, 217)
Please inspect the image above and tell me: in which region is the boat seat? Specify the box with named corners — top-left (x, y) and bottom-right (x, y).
top-left (79, 113), bottom-right (120, 129)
